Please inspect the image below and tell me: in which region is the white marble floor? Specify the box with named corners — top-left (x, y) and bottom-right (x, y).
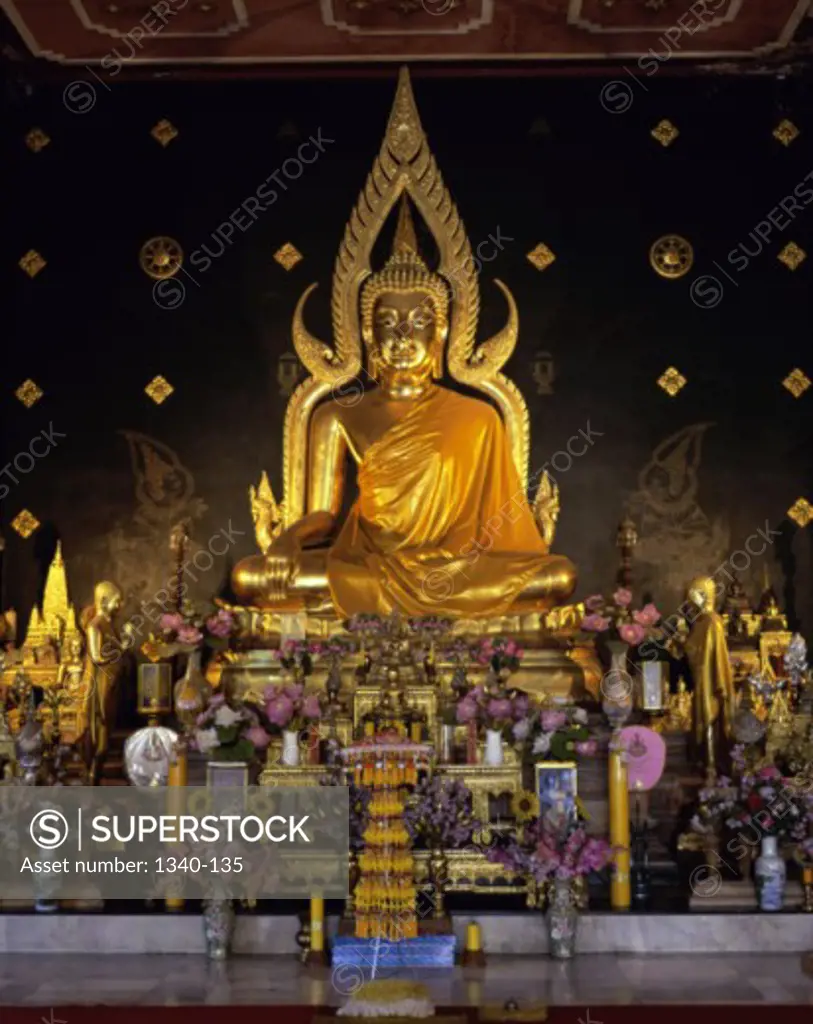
top-left (0, 954), bottom-right (811, 1006)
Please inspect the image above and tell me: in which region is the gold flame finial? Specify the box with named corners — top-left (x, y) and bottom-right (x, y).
top-left (390, 193), bottom-right (424, 267)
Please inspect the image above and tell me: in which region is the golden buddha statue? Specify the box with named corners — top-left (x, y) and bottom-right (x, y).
top-left (682, 575), bottom-right (736, 780)
top-left (81, 581), bottom-right (134, 783)
top-left (232, 68), bottom-right (575, 622)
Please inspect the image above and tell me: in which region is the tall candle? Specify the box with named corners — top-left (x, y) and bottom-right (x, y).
top-left (608, 743), bottom-right (631, 910)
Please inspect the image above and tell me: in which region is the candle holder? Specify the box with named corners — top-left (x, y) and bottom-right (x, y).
top-left (137, 662), bottom-right (172, 724)
top-left (461, 919), bottom-right (486, 966)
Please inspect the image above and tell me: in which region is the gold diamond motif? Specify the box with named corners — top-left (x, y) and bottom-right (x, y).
top-left (19, 250), bottom-right (46, 278)
top-left (25, 128), bottom-right (50, 153)
top-left (778, 242), bottom-right (806, 270)
top-left (773, 119), bottom-right (800, 147)
top-left (145, 375), bottom-right (174, 404)
top-left (782, 368), bottom-right (811, 398)
top-left (526, 243), bottom-right (556, 271)
top-left (651, 119), bottom-right (679, 147)
top-left (151, 119), bottom-right (178, 147)
top-left (11, 510), bottom-right (40, 539)
top-left (273, 243), bottom-right (303, 271)
top-left (788, 498), bottom-right (813, 528)
top-left (15, 379), bottom-right (43, 408)
top-left (657, 367), bottom-right (687, 397)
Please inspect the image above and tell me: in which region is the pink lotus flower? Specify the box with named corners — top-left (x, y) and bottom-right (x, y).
top-left (504, 640), bottom-right (517, 656)
top-left (266, 694), bottom-right (294, 728)
top-left (487, 698), bottom-right (513, 721)
top-left (584, 594), bottom-right (605, 612)
top-left (245, 725), bottom-right (271, 750)
top-left (515, 647), bottom-right (525, 659)
top-left (160, 612), bottom-right (184, 632)
top-left (513, 695), bottom-right (530, 720)
top-left (575, 739), bottom-right (599, 756)
top-left (541, 710), bottom-right (567, 732)
top-left (582, 614), bottom-right (611, 632)
top-left (757, 765), bottom-right (781, 780)
top-left (283, 683), bottom-right (304, 701)
top-left (263, 684), bottom-right (281, 703)
top-left (613, 588), bottom-right (633, 608)
top-left (618, 623), bottom-right (646, 646)
top-left (302, 694), bottom-right (322, 720)
top-left (177, 624), bottom-right (203, 645)
top-left (456, 698), bottom-right (479, 723)
top-left (633, 603), bottom-right (661, 628)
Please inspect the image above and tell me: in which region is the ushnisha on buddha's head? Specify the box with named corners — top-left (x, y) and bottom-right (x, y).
top-left (360, 195), bottom-right (449, 388)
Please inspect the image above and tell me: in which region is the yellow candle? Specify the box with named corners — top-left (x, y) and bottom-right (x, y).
top-left (364, 720), bottom-right (375, 737)
top-left (608, 744), bottom-right (631, 911)
top-left (465, 921), bottom-right (482, 952)
top-left (311, 896), bottom-right (325, 952)
top-left (804, 866), bottom-right (813, 885)
top-left (166, 741), bottom-right (187, 911)
top-left (410, 722), bottom-right (422, 742)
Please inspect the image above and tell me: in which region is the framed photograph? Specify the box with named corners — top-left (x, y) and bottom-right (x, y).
top-left (639, 661), bottom-right (668, 712)
top-left (534, 761), bottom-right (578, 822)
top-left (206, 761), bottom-right (249, 816)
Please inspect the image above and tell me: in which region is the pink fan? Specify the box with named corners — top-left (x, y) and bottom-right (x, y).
top-left (619, 726), bottom-right (666, 792)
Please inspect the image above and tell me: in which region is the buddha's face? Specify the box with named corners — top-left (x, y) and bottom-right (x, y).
top-left (372, 290), bottom-right (437, 372)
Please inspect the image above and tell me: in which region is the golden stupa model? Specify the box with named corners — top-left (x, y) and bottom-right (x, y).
top-left (225, 67), bottom-right (592, 700)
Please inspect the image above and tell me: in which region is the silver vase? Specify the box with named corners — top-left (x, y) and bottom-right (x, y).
top-left (202, 899), bottom-right (235, 960)
top-left (546, 879), bottom-right (579, 959)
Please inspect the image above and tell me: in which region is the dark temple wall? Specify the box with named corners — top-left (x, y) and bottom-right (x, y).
top-left (3, 72), bottom-right (813, 639)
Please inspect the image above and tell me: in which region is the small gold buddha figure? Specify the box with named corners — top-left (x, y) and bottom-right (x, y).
top-left (232, 70), bottom-right (575, 620)
top-left (81, 581), bottom-right (134, 784)
top-left (682, 575), bottom-right (736, 779)
top-left (55, 634), bottom-right (89, 743)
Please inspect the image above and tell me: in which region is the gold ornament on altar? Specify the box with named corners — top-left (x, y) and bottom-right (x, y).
top-left (651, 119), bottom-right (679, 147)
top-left (25, 128), bottom-right (50, 153)
top-left (139, 236), bottom-right (183, 280)
top-left (788, 498), bottom-right (813, 528)
top-left (778, 241), bottom-right (806, 270)
top-left (230, 67), bottom-right (577, 620)
top-left (649, 235), bottom-right (693, 279)
top-left (656, 366), bottom-right (687, 397)
top-left (15, 379), bottom-right (43, 408)
top-left (782, 368), bottom-right (810, 398)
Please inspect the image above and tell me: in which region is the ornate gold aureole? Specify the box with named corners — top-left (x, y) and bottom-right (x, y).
top-left (284, 66), bottom-right (530, 528)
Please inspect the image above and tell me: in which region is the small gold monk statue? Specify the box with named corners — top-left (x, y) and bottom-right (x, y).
top-left (55, 634), bottom-right (88, 744)
top-left (81, 582), bottom-right (134, 784)
top-left (683, 576), bottom-right (736, 779)
top-left (231, 70), bottom-right (575, 619)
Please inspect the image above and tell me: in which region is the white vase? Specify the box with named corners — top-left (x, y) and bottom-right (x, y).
top-left (755, 836), bottom-right (786, 911)
top-left (484, 728), bottom-right (503, 766)
top-left (282, 730), bottom-right (300, 767)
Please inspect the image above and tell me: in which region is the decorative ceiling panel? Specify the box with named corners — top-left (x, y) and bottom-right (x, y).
top-left (1, 0), bottom-right (809, 66)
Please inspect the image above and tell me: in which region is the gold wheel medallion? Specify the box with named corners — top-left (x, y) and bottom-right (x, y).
top-left (140, 236), bottom-right (183, 280)
top-left (649, 235), bottom-right (694, 279)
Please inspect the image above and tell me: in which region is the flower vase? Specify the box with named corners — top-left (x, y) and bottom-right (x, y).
top-left (546, 879), bottom-right (579, 959)
top-left (203, 899), bottom-right (235, 959)
top-left (484, 728), bottom-right (504, 766)
top-left (600, 639), bottom-right (633, 725)
top-left (439, 724), bottom-right (455, 763)
top-left (427, 846), bottom-right (449, 919)
top-left (282, 729), bottom-right (300, 767)
top-left (174, 650), bottom-right (210, 732)
top-left (755, 837), bottom-right (786, 911)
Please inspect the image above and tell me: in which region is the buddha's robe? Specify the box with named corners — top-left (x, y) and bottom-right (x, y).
top-left (684, 610), bottom-right (736, 745)
top-left (326, 386), bottom-right (551, 617)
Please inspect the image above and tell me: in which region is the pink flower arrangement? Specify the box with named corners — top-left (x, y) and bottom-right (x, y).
top-left (579, 591), bottom-right (661, 648)
top-left (192, 692), bottom-right (271, 762)
top-left (487, 809), bottom-right (614, 883)
top-left (455, 683), bottom-right (529, 731)
top-left (155, 604), bottom-right (235, 655)
top-left (263, 682), bottom-right (323, 732)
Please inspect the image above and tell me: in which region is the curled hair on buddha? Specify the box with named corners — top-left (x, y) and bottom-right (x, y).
top-left (360, 193), bottom-right (450, 379)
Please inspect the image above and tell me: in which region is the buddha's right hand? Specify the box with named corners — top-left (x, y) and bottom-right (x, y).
top-left (264, 536), bottom-right (301, 600)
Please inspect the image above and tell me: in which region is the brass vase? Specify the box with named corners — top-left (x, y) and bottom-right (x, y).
top-left (427, 846), bottom-right (448, 919)
top-left (174, 650), bottom-right (210, 732)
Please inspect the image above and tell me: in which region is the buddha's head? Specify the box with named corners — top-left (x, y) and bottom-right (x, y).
top-left (687, 575), bottom-right (718, 613)
top-left (361, 195), bottom-right (449, 384)
top-left (94, 581), bottom-right (123, 616)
